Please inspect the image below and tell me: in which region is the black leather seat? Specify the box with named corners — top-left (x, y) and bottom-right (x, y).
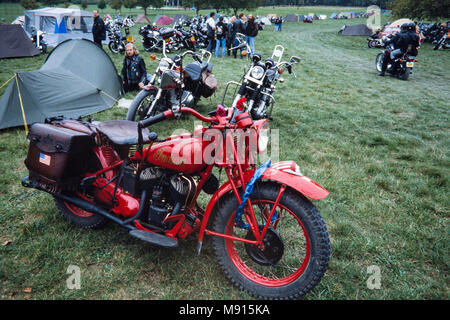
top-left (96, 120), bottom-right (150, 145)
top-left (184, 62), bottom-right (211, 81)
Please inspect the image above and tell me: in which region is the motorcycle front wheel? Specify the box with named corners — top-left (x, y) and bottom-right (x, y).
top-left (108, 41), bottom-right (120, 54)
top-left (212, 182), bottom-right (330, 299)
top-left (126, 88), bottom-right (160, 122)
top-left (375, 52), bottom-right (384, 72)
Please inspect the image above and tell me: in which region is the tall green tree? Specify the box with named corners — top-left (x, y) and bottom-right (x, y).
top-left (123, 0), bottom-right (137, 12)
top-left (110, 0), bottom-right (123, 12)
top-left (392, 0), bottom-right (450, 19)
top-left (98, 0), bottom-right (107, 11)
top-left (20, 0), bottom-right (40, 9)
top-left (227, 0), bottom-right (264, 16)
top-left (138, 0), bottom-right (164, 16)
top-left (182, 0), bottom-right (211, 16)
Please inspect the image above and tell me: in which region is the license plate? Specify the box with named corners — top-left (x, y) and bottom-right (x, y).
top-left (406, 62), bottom-right (414, 67)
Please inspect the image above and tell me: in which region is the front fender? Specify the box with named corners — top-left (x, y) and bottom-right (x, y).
top-left (261, 161), bottom-right (329, 200)
top-left (198, 161), bottom-right (328, 243)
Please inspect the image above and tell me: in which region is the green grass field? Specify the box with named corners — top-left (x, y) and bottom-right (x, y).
top-left (0, 3), bottom-right (449, 300)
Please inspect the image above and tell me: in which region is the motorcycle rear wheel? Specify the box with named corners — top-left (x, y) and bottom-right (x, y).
top-left (398, 67), bottom-right (411, 81)
top-left (54, 193), bottom-right (107, 229)
top-left (212, 182), bottom-right (330, 299)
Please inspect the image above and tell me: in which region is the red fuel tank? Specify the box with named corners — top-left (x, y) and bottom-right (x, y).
top-left (144, 135), bottom-right (208, 174)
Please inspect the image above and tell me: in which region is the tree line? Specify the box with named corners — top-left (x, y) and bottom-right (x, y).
top-left (16, 0), bottom-right (450, 20)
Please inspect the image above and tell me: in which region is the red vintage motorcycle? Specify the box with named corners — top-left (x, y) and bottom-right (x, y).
top-left (22, 104), bottom-right (330, 299)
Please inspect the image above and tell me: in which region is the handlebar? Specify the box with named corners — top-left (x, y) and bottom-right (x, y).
top-left (139, 108), bottom-right (216, 129)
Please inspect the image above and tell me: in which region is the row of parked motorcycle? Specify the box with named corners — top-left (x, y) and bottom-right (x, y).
top-left (104, 16), bottom-right (209, 55)
top-left (367, 21), bottom-right (450, 50)
top-left (126, 40), bottom-right (300, 124)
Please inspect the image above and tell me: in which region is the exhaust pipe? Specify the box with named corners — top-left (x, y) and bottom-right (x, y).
top-left (22, 176), bottom-right (146, 230)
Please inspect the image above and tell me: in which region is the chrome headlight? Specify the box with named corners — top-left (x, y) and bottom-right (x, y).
top-left (158, 58), bottom-right (171, 73)
top-left (251, 66), bottom-right (265, 80)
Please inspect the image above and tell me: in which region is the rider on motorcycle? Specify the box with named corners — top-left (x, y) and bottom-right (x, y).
top-left (378, 23), bottom-right (419, 76)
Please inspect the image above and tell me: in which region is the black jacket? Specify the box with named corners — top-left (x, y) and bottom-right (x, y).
top-left (121, 55), bottom-right (147, 84)
top-left (216, 21), bottom-right (228, 39)
top-left (92, 16), bottom-right (106, 41)
top-left (245, 20), bottom-right (258, 37)
top-left (232, 19), bottom-right (245, 36)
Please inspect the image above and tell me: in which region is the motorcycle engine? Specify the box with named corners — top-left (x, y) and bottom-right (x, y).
top-left (140, 168), bottom-right (197, 227)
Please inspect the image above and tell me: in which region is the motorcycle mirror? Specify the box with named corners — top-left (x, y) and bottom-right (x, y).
top-left (287, 65), bottom-right (292, 74)
top-left (290, 56), bottom-right (301, 64)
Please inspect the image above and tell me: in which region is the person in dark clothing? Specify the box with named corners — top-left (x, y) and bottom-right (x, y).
top-left (231, 13), bottom-right (245, 58)
top-left (379, 23), bottom-right (418, 76)
top-left (215, 17), bottom-right (228, 57)
top-left (406, 23), bottom-right (420, 56)
top-left (206, 12), bottom-right (216, 53)
top-left (92, 10), bottom-right (106, 47)
top-left (226, 17), bottom-right (235, 56)
top-left (121, 43), bottom-right (147, 93)
top-left (244, 14), bottom-right (258, 57)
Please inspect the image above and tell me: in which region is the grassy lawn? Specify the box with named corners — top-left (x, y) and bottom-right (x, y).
top-left (0, 3), bottom-right (448, 300)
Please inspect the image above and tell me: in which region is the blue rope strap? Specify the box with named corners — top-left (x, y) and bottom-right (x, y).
top-left (235, 159), bottom-right (272, 229)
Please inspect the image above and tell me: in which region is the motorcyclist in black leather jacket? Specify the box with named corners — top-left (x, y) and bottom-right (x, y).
top-left (379, 23), bottom-right (419, 76)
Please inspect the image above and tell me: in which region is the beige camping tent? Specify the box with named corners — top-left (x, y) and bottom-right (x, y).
top-left (380, 18), bottom-right (414, 37)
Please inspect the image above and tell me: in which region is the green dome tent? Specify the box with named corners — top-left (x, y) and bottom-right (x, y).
top-left (0, 39), bottom-right (122, 131)
top-left (0, 24), bottom-right (40, 59)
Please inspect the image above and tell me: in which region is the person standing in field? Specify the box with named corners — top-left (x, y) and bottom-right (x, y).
top-left (215, 16), bottom-right (228, 58)
top-left (206, 12), bottom-right (216, 54)
top-left (92, 10), bottom-right (106, 47)
top-left (245, 14), bottom-right (258, 57)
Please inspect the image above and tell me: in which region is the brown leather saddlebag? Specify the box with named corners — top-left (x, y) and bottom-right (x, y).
top-left (24, 123), bottom-right (95, 192)
top-left (201, 72), bottom-right (218, 98)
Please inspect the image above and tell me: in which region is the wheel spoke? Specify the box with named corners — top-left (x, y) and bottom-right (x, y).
top-left (226, 200), bottom-right (310, 286)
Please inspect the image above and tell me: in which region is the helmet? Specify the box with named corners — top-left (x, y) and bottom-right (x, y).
top-left (400, 23), bottom-right (409, 32)
top-left (408, 22), bottom-right (416, 32)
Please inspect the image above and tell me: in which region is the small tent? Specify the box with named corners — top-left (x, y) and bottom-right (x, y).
top-left (12, 16), bottom-right (25, 25)
top-left (0, 24), bottom-right (40, 59)
top-left (0, 39), bottom-right (122, 130)
top-left (330, 13), bottom-right (338, 19)
top-left (24, 7), bottom-right (94, 47)
top-left (155, 15), bottom-right (174, 25)
top-left (260, 17), bottom-right (271, 25)
top-left (135, 14), bottom-right (150, 24)
top-left (285, 14), bottom-right (300, 22)
top-left (380, 18), bottom-right (414, 36)
top-left (340, 24), bottom-right (373, 36)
